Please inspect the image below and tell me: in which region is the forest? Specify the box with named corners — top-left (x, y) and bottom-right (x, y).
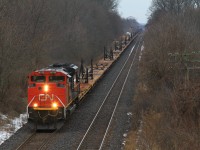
top-left (128, 0), bottom-right (200, 149)
top-left (0, 0), bottom-right (139, 115)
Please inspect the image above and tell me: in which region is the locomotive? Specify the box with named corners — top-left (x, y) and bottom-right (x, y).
top-left (27, 63), bottom-right (81, 129)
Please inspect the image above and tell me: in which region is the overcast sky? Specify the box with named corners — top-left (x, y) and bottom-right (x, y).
top-left (118, 0), bottom-right (152, 24)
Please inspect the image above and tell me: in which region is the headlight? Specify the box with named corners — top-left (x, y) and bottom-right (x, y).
top-left (33, 103), bottom-right (38, 107)
top-left (44, 85), bottom-right (49, 92)
top-left (52, 102), bottom-right (58, 108)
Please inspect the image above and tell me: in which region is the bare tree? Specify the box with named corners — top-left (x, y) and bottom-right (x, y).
top-left (134, 2), bottom-right (200, 149)
top-left (0, 0), bottom-right (124, 114)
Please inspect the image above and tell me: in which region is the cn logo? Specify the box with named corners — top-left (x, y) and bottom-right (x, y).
top-left (39, 94), bottom-right (54, 101)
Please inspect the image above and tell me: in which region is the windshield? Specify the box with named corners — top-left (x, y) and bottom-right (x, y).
top-left (31, 76), bottom-right (46, 82)
top-left (49, 76), bottom-right (65, 82)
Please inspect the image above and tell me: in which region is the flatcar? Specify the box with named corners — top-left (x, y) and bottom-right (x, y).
top-left (27, 63), bottom-right (80, 129)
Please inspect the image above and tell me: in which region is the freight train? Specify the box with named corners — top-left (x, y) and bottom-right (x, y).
top-left (26, 32), bottom-right (137, 130)
top-left (27, 63), bottom-right (81, 129)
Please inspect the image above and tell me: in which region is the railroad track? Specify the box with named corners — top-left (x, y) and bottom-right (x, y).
top-left (16, 130), bottom-right (57, 150)
top-left (12, 35), bottom-right (141, 150)
top-left (77, 36), bottom-right (142, 150)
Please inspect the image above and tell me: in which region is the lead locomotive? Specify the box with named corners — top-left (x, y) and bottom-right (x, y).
top-left (27, 63), bottom-right (80, 129)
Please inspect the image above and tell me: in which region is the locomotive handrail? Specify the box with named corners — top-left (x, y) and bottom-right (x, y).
top-left (54, 95), bottom-right (67, 119)
top-left (26, 96), bottom-right (36, 117)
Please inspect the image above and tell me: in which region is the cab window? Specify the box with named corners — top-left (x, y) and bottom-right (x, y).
top-left (31, 76), bottom-right (46, 82)
top-left (49, 76), bottom-right (65, 82)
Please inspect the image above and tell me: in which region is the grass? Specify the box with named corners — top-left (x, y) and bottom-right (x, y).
top-left (124, 130), bottom-right (137, 150)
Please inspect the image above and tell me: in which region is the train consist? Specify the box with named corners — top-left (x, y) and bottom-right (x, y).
top-left (27, 33), bottom-right (136, 130)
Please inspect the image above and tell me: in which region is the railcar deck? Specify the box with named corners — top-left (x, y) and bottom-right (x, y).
top-left (78, 36), bottom-right (137, 101)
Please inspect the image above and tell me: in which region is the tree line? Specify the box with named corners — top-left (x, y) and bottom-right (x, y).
top-left (0, 0), bottom-right (139, 115)
top-left (133, 0), bottom-right (200, 149)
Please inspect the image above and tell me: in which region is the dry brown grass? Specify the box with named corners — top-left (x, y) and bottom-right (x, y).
top-left (124, 130), bottom-right (137, 150)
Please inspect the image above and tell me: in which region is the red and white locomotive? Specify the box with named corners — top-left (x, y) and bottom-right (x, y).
top-left (27, 63), bottom-right (80, 129)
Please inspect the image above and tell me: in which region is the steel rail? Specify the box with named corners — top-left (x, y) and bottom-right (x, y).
top-left (77, 35), bottom-right (142, 150)
top-left (15, 130), bottom-right (57, 150)
top-left (15, 132), bottom-right (36, 150)
top-left (99, 38), bottom-right (142, 150)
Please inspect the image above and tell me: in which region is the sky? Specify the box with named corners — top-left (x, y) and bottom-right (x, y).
top-left (118, 0), bottom-right (152, 24)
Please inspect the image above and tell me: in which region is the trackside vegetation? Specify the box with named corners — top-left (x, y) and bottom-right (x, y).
top-left (125, 0), bottom-right (200, 149)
